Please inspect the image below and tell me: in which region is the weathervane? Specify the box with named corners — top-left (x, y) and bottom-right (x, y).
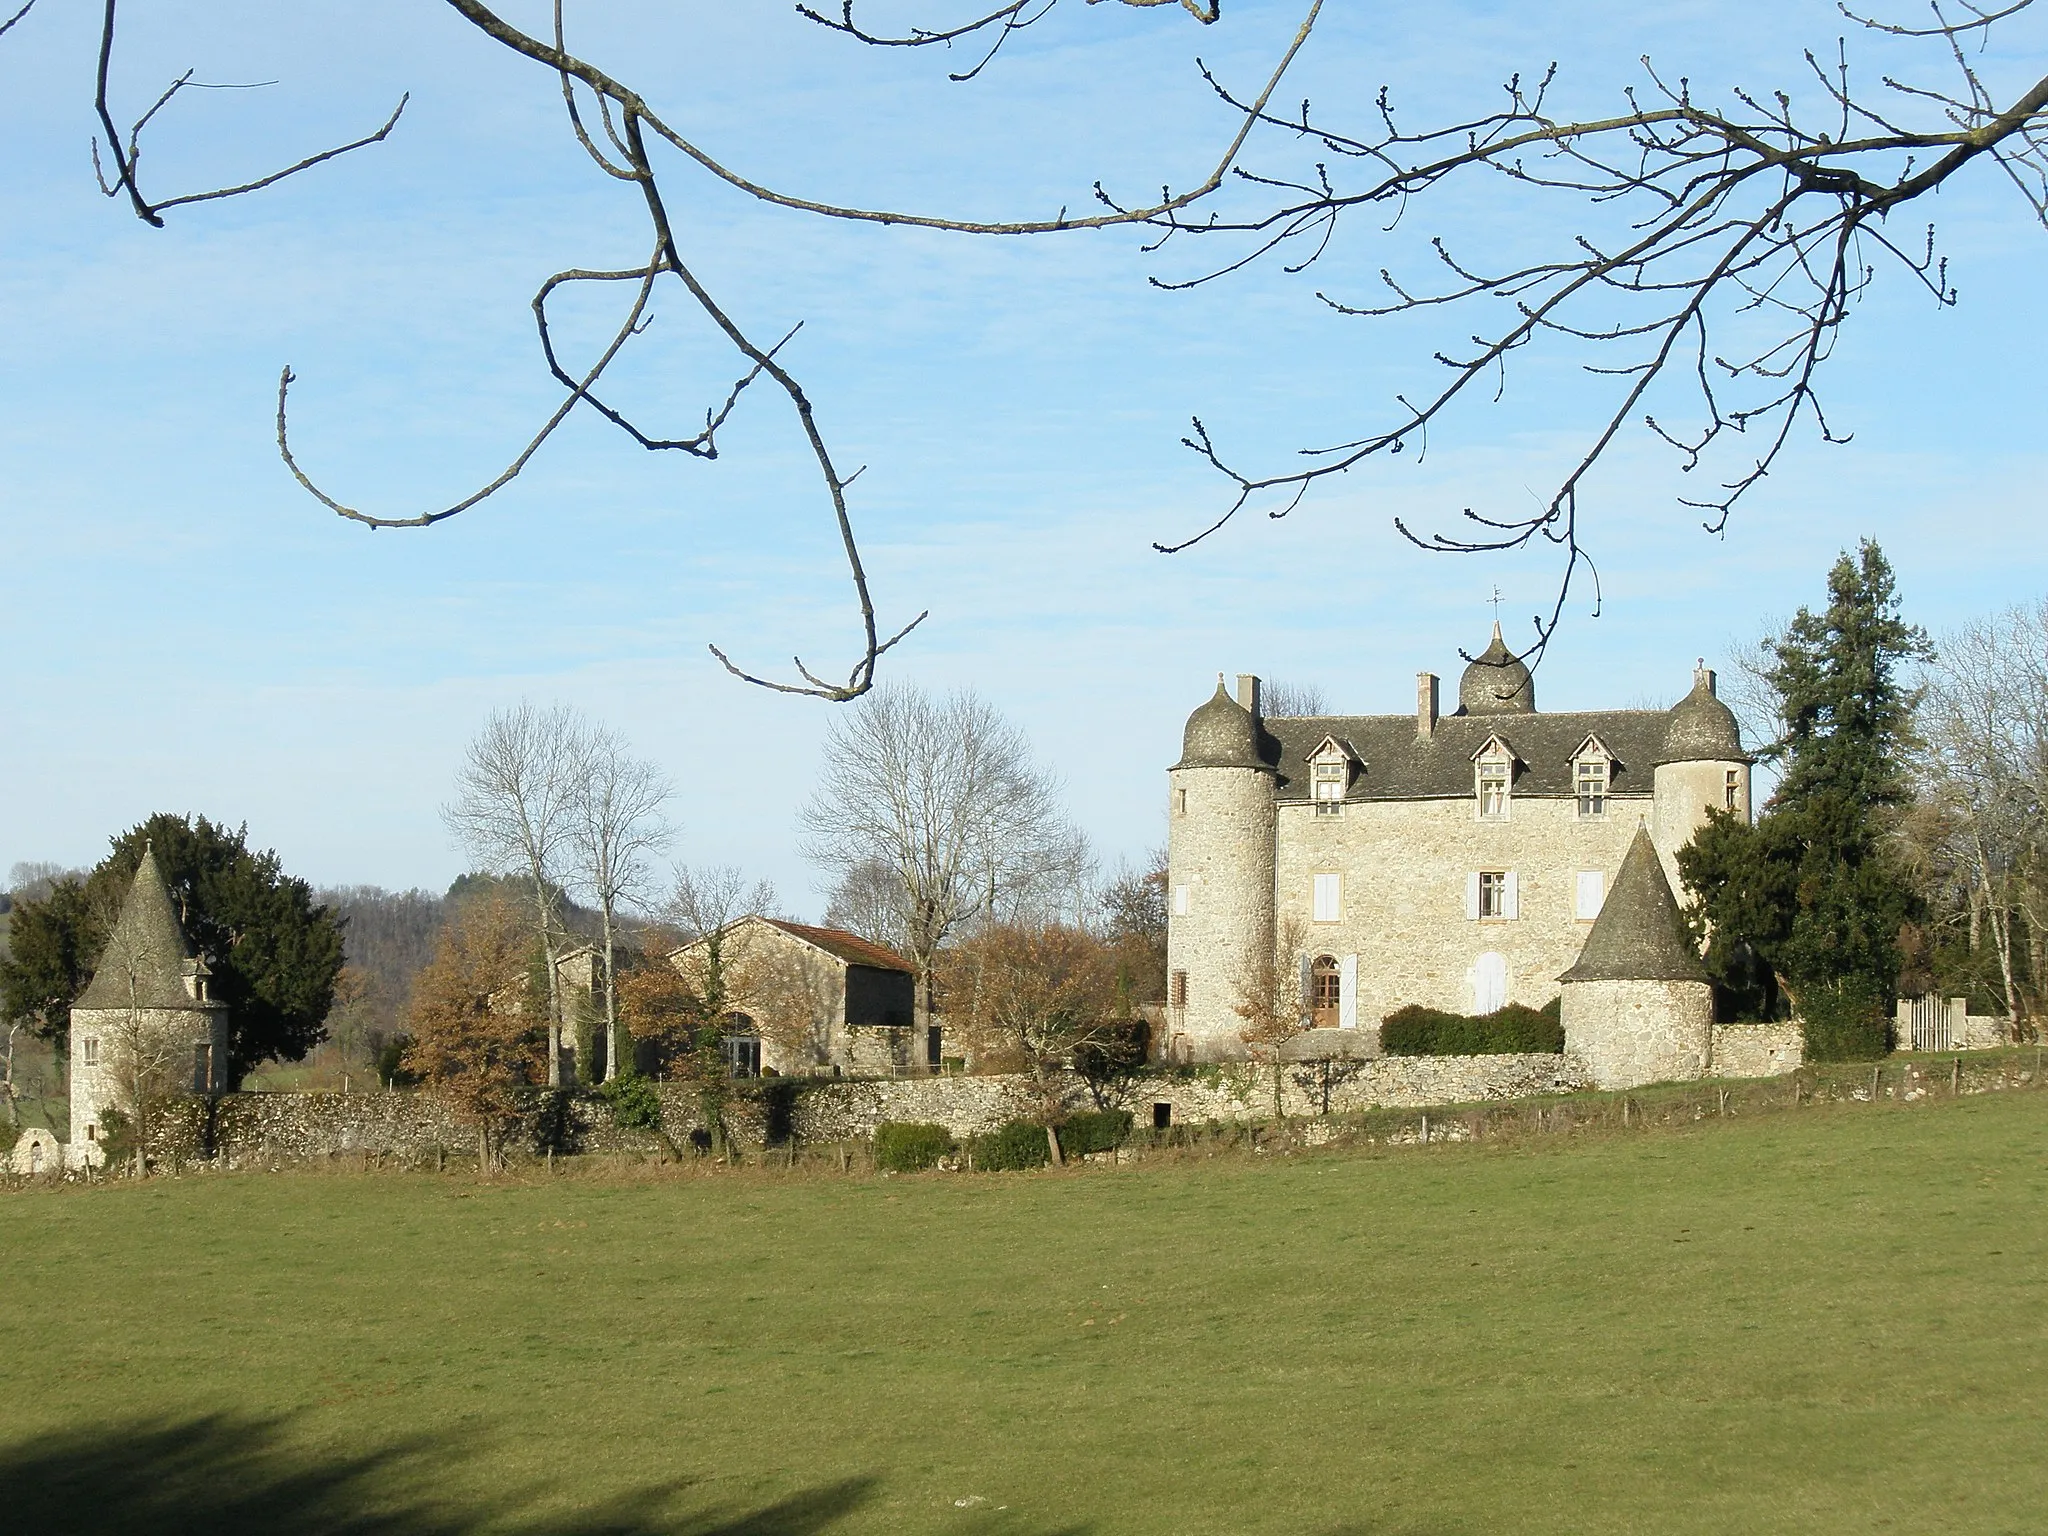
top-left (1489, 586), bottom-right (1504, 622)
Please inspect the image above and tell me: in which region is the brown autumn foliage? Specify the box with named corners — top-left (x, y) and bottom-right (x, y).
top-left (402, 896), bottom-right (543, 1169)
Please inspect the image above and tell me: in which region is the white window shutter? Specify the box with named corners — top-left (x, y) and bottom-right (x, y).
top-left (1338, 954), bottom-right (1357, 1030)
top-left (1173, 884), bottom-right (1189, 917)
top-left (1576, 870), bottom-right (1604, 920)
top-left (1298, 952), bottom-right (1313, 1009)
top-left (1313, 872), bottom-right (1341, 922)
top-left (1503, 871), bottom-right (1520, 919)
top-left (1465, 872), bottom-right (1482, 920)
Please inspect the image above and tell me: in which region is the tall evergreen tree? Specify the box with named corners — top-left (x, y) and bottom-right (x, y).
top-left (0, 814), bottom-right (345, 1082)
top-left (1679, 541), bottom-right (1929, 1059)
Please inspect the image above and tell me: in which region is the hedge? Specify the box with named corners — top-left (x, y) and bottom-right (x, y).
top-left (1057, 1108), bottom-right (1133, 1157)
top-left (967, 1119), bottom-right (1052, 1171)
top-left (874, 1121), bottom-right (955, 1172)
top-left (1380, 996), bottom-right (1564, 1056)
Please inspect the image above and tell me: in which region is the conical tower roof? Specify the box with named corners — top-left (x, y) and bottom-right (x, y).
top-left (1559, 827), bottom-right (1709, 984)
top-left (74, 846), bottom-right (207, 1011)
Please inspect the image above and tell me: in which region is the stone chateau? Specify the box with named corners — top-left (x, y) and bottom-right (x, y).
top-left (1163, 628), bottom-right (1751, 1070)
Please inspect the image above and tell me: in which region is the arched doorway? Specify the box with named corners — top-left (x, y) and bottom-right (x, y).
top-left (1310, 955), bottom-right (1341, 1029)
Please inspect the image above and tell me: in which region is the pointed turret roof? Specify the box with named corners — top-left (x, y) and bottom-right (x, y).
top-left (1559, 827), bottom-right (1709, 984)
top-left (75, 846), bottom-right (211, 1011)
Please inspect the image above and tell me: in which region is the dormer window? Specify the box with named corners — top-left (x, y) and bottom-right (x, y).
top-left (1571, 735), bottom-right (1614, 819)
top-left (1312, 760), bottom-right (1346, 816)
top-left (1307, 737), bottom-right (1359, 818)
top-left (1575, 759), bottom-right (1608, 817)
top-left (1477, 755), bottom-right (1510, 820)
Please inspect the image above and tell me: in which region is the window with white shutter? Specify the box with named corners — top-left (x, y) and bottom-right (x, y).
top-left (1173, 884), bottom-right (1189, 916)
top-left (1465, 872), bottom-right (1482, 920)
top-left (1312, 873), bottom-right (1342, 922)
top-left (1503, 871), bottom-right (1520, 920)
top-left (1478, 870), bottom-right (1509, 918)
top-left (1338, 954), bottom-right (1358, 1030)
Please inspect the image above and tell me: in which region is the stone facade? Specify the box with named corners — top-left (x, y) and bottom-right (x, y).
top-left (1165, 643), bottom-right (1750, 1064)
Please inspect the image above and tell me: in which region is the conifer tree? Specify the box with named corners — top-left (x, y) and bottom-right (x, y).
top-left (1679, 541), bottom-right (1929, 1059)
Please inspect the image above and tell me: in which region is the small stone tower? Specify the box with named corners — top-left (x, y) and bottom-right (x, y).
top-left (1559, 826), bottom-right (1714, 1089)
top-left (68, 845), bottom-right (231, 1165)
top-left (1165, 677), bottom-right (1276, 1061)
top-left (1651, 664), bottom-right (1749, 887)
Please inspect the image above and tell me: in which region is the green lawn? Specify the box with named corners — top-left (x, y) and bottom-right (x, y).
top-left (3, 1090), bottom-right (2044, 1536)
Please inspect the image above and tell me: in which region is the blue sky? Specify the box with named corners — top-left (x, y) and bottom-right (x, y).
top-left (3, 1), bottom-right (2043, 912)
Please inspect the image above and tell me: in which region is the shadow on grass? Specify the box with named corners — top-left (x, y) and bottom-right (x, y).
top-left (0, 1412), bottom-right (877, 1535)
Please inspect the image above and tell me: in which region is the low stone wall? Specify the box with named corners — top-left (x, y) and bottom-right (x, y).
top-left (123, 1040), bottom-right (1780, 1166)
top-left (1709, 1024), bottom-right (1804, 1079)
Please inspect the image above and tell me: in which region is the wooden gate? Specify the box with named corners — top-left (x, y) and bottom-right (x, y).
top-left (1905, 994), bottom-right (1962, 1052)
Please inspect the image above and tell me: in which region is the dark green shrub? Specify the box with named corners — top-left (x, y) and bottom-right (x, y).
top-left (95, 1106), bottom-right (137, 1172)
top-left (874, 1121), bottom-right (954, 1172)
top-left (967, 1119), bottom-right (1051, 1171)
top-left (1380, 997), bottom-right (1563, 1056)
top-left (1798, 980), bottom-right (1890, 1061)
top-left (1057, 1108), bottom-right (1133, 1157)
top-left (599, 1071), bottom-right (665, 1133)
top-left (1073, 1021), bottom-right (1150, 1085)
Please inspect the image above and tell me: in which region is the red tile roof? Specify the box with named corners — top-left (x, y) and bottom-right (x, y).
top-left (761, 919), bottom-right (914, 974)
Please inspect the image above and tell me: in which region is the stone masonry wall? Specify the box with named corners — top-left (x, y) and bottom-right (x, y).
top-left (1563, 977), bottom-right (1715, 1090)
top-left (134, 1052), bottom-right (1606, 1164)
top-left (1709, 1024), bottom-right (1804, 1078)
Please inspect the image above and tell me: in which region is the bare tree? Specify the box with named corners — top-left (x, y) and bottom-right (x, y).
top-left (941, 921), bottom-right (1120, 1161)
top-left (1261, 681), bottom-right (1327, 718)
top-left (567, 726), bottom-right (673, 1083)
top-left (1915, 602), bottom-right (2048, 1031)
top-left (823, 857), bottom-right (910, 952)
top-left (443, 703), bottom-right (586, 1087)
top-left (37, 2), bottom-right (2048, 681)
top-left (800, 686), bottom-right (1083, 1016)
top-left (39, 1), bottom-right (1307, 699)
top-left (1233, 915), bottom-right (1311, 1122)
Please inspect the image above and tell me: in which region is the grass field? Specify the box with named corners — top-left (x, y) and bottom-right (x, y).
top-left (2, 1087), bottom-right (2044, 1536)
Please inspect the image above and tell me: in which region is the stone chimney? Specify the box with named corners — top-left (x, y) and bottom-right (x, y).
top-left (1235, 673), bottom-right (1262, 719)
top-left (1417, 672), bottom-right (1439, 738)
top-left (1694, 660), bottom-right (1717, 696)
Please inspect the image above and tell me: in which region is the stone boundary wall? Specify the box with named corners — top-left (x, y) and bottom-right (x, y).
top-left (121, 1025), bottom-right (1843, 1164)
top-left (133, 1053), bottom-right (1601, 1163)
top-left (1709, 1024), bottom-right (1804, 1079)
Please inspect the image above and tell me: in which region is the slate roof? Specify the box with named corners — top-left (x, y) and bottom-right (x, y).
top-left (74, 846), bottom-right (213, 1011)
top-left (1262, 709), bottom-right (1673, 802)
top-left (1558, 827), bottom-right (1709, 984)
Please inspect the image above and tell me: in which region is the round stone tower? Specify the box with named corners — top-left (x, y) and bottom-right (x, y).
top-left (1651, 663), bottom-right (1750, 887)
top-left (1165, 678), bottom-right (1276, 1061)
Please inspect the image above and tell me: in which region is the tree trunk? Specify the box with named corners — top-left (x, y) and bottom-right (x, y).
top-left (601, 900), bottom-right (622, 1082)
